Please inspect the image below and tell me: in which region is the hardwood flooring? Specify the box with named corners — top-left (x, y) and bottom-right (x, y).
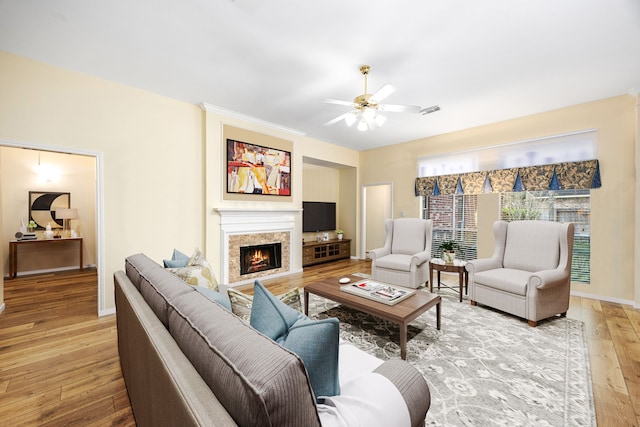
top-left (1, 259), bottom-right (638, 426)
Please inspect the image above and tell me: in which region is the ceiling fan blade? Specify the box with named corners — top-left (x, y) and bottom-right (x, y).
top-left (323, 112), bottom-right (352, 126)
top-left (323, 98), bottom-right (354, 107)
top-left (370, 84), bottom-right (396, 103)
top-left (378, 103), bottom-right (422, 114)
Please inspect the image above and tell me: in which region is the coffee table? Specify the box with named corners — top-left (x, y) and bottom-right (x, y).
top-left (304, 275), bottom-right (441, 360)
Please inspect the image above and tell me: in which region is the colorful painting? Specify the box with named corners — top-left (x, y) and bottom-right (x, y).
top-left (226, 139), bottom-right (291, 196)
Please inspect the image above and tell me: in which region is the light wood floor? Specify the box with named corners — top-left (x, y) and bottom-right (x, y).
top-left (1, 259), bottom-right (638, 426)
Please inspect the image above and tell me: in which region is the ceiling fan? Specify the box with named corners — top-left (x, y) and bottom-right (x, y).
top-left (323, 65), bottom-right (440, 131)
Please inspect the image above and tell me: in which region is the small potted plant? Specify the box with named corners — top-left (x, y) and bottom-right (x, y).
top-left (28, 220), bottom-right (37, 233)
top-left (336, 229), bottom-right (344, 240)
top-left (439, 240), bottom-right (460, 264)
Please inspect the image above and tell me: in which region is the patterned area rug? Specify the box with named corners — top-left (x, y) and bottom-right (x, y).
top-left (307, 284), bottom-right (596, 426)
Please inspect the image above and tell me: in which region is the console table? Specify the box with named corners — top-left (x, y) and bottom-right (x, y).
top-left (8, 237), bottom-right (83, 279)
top-left (302, 238), bottom-right (351, 267)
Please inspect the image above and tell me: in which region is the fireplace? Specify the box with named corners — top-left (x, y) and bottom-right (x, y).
top-left (217, 208), bottom-right (300, 285)
top-left (240, 243), bottom-right (282, 275)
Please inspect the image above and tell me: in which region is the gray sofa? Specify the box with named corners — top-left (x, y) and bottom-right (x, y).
top-left (115, 253), bottom-right (431, 426)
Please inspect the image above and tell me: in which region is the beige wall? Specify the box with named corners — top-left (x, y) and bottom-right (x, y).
top-left (338, 167), bottom-right (357, 255)
top-left (1, 49), bottom-right (636, 309)
top-left (0, 148), bottom-right (4, 310)
top-left (300, 163), bottom-right (357, 254)
top-left (360, 95), bottom-right (637, 302)
top-left (0, 51), bottom-right (204, 313)
top-left (302, 163), bottom-right (339, 242)
top-left (203, 109), bottom-right (360, 277)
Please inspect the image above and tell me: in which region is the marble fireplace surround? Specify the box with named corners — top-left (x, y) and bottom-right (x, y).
top-left (216, 209), bottom-right (301, 286)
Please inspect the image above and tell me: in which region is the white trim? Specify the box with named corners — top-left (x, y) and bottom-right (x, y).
top-left (200, 103), bottom-right (306, 136)
top-left (94, 152), bottom-right (106, 316)
top-left (99, 307), bottom-right (116, 316)
top-left (0, 303), bottom-right (5, 314)
top-left (10, 264), bottom-right (97, 277)
top-left (571, 290), bottom-right (639, 309)
top-left (361, 182), bottom-right (393, 260)
top-left (0, 138), bottom-right (105, 316)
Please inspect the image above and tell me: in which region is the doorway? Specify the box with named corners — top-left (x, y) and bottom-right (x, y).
top-left (361, 183), bottom-right (392, 259)
top-left (0, 140), bottom-right (104, 314)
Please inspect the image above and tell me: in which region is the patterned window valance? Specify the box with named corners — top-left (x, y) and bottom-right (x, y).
top-left (415, 159), bottom-right (601, 196)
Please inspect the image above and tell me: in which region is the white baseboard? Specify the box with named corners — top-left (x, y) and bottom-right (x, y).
top-left (10, 265), bottom-right (96, 277)
top-left (99, 307), bottom-right (116, 317)
top-left (570, 290), bottom-right (639, 309)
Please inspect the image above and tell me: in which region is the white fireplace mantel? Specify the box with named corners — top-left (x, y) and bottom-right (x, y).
top-left (215, 208), bottom-right (302, 285)
top-left (216, 208), bottom-right (301, 232)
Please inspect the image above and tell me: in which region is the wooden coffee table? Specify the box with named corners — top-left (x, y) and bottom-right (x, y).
top-left (304, 275), bottom-right (441, 360)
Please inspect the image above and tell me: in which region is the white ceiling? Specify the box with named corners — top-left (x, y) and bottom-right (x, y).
top-left (1, 0), bottom-right (639, 151)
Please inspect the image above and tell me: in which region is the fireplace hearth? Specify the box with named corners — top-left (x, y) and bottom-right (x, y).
top-left (240, 243), bottom-right (282, 275)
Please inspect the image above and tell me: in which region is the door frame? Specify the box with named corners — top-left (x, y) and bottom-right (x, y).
top-left (0, 139), bottom-right (105, 315)
top-left (361, 182), bottom-right (393, 259)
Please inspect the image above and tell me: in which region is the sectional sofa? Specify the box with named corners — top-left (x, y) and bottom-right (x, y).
top-left (114, 253), bottom-right (431, 426)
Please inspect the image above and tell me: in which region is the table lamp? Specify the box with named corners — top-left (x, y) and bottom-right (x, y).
top-left (55, 208), bottom-right (78, 237)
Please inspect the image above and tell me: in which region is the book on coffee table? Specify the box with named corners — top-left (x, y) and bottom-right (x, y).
top-left (341, 280), bottom-right (415, 306)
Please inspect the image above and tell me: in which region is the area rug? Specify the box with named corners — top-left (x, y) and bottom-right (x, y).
top-left (307, 284), bottom-right (596, 426)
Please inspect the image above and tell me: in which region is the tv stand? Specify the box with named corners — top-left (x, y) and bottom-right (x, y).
top-left (302, 239), bottom-right (351, 267)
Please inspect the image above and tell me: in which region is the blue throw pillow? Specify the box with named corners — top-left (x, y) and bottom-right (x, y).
top-left (195, 286), bottom-right (231, 311)
top-left (163, 249), bottom-right (190, 268)
top-left (250, 280), bottom-right (340, 401)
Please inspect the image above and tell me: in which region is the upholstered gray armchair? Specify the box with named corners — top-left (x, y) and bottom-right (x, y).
top-left (369, 218), bottom-right (433, 289)
top-left (466, 220), bottom-right (574, 326)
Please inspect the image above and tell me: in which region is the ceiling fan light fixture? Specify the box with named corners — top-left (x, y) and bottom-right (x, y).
top-left (345, 113), bottom-right (357, 127)
top-left (362, 107), bottom-right (376, 121)
top-left (324, 65), bottom-right (438, 131)
top-left (375, 114), bottom-right (387, 127)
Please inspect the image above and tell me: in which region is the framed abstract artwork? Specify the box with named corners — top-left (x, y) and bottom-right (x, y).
top-left (226, 139), bottom-right (291, 196)
top-left (29, 191), bottom-right (70, 230)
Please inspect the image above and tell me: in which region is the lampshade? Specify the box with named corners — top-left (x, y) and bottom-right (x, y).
top-left (344, 113), bottom-right (357, 127)
top-left (353, 107), bottom-right (386, 131)
top-left (56, 208), bottom-right (78, 220)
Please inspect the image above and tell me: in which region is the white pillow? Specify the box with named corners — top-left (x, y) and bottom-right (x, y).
top-left (167, 248), bottom-right (218, 291)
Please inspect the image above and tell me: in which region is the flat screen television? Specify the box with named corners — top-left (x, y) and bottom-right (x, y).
top-left (302, 201), bottom-right (336, 232)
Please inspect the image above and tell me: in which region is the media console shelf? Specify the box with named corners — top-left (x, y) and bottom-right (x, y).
top-left (302, 238), bottom-right (351, 267)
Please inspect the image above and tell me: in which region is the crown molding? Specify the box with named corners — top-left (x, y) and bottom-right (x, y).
top-left (199, 103), bottom-right (306, 136)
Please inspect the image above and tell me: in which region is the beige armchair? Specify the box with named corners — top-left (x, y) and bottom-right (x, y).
top-left (369, 218), bottom-right (433, 289)
top-left (466, 220), bottom-right (574, 326)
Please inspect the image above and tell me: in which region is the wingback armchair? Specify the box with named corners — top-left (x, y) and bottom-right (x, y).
top-left (369, 218), bottom-right (433, 289)
top-left (466, 220), bottom-right (574, 326)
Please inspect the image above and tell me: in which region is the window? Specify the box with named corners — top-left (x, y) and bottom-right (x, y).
top-left (422, 194), bottom-right (478, 261)
top-left (500, 190), bottom-right (590, 283)
top-left (417, 130), bottom-right (595, 282)
top-left (417, 130), bottom-right (597, 177)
